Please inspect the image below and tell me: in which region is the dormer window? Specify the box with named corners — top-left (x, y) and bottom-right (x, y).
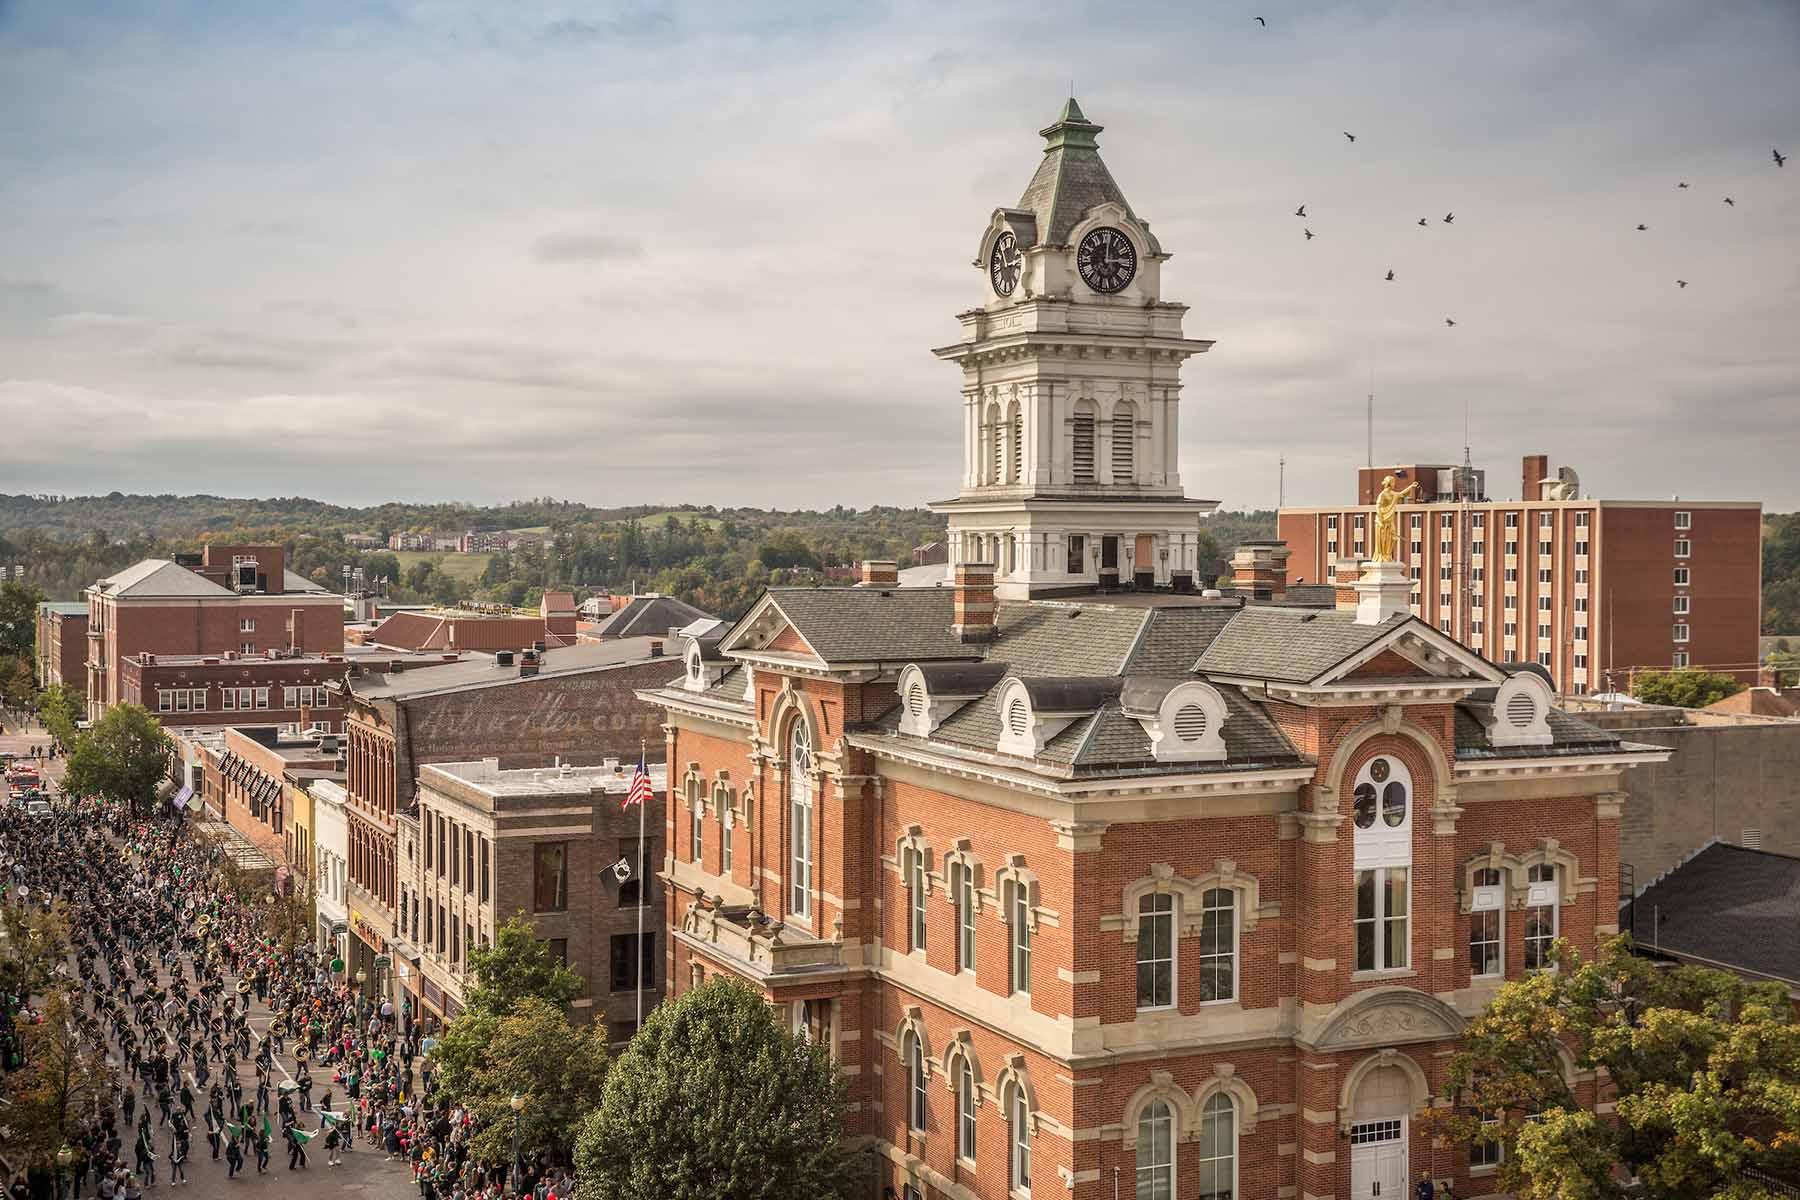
top-left (1484, 671), bottom-right (1554, 748)
top-left (1121, 678), bottom-right (1228, 764)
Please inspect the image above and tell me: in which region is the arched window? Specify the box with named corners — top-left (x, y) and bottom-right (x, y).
top-left (1111, 400), bottom-right (1136, 484)
top-left (1008, 1081), bottom-right (1032, 1194)
top-left (1072, 401), bottom-right (1096, 484)
top-left (789, 721), bottom-right (813, 919)
top-left (907, 1032), bottom-right (928, 1132)
top-left (690, 786), bottom-right (704, 864)
top-left (1007, 399), bottom-right (1023, 483)
top-left (1196, 1092), bottom-right (1236, 1200)
top-left (956, 1056), bottom-right (977, 1162)
top-left (719, 790), bottom-right (735, 875)
top-left (1352, 754), bottom-right (1413, 973)
top-left (953, 861), bottom-right (976, 973)
top-left (1135, 1098), bottom-right (1174, 1200)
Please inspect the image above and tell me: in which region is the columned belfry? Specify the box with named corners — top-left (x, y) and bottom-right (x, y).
top-left (930, 99), bottom-right (1219, 599)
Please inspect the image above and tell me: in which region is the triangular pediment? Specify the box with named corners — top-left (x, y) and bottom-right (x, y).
top-left (1313, 620), bottom-right (1506, 689)
top-left (715, 593), bottom-right (823, 664)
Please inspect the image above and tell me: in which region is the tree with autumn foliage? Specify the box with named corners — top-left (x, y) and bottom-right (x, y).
top-left (1428, 937), bottom-right (1800, 1199)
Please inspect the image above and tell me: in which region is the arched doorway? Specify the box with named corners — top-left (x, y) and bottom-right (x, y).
top-left (1348, 1065), bottom-right (1410, 1198)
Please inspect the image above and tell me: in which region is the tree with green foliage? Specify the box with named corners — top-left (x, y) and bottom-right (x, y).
top-left (0, 654), bottom-right (34, 712)
top-left (574, 978), bottom-right (860, 1200)
top-left (430, 915), bottom-right (585, 1099)
top-left (1428, 938), bottom-right (1800, 1199)
top-left (62, 702), bottom-right (173, 812)
top-left (0, 578), bottom-right (45, 659)
top-left (34, 683), bottom-right (80, 747)
top-left (0, 902), bottom-right (73, 1001)
top-left (4, 988), bottom-right (112, 1168)
top-left (461, 997), bottom-right (609, 1166)
top-left (1629, 668), bottom-right (1744, 708)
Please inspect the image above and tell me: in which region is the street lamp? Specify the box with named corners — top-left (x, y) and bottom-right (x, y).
top-left (355, 967), bottom-right (368, 1018)
top-left (509, 1093), bottom-right (525, 1193)
top-left (55, 1144), bottom-right (72, 1200)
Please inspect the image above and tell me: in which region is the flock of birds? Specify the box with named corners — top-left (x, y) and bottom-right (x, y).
top-left (1254, 15), bottom-right (1787, 329)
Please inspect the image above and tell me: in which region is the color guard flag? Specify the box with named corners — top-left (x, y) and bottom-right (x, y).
top-left (624, 752), bottom-right (653, 809)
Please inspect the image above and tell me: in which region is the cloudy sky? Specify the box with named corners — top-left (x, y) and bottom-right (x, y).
top-left (1, 0), bottom-right (1795, 511)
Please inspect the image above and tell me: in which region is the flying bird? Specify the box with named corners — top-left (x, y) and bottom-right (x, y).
top-left (1344, 131), bottom-right (1356, 142)
top-left (1443, 212), bottom-right (1454, 224)
top-left (1775, 149), bottom-right (1786, 168)
top-left (1677, 181), bottom-right (1689, 189)
top-left (1724, 197), bottom-right (1735, 206)
top-left (1677, 280), bottom-right (1689, 288)
top-left (1445, 318), bottom-right (1457, 327)
top-left (1636, 223), bottom-right (1648, 231)
top-left (1303, 228), bottom-right (1314, 240)
top-left (1384, 269), bottom-right (1395, 281)
top-left (1418, 218), bottom-right (1428, 226)
top-left (1295, 204), bottom-right (1306, 217)
top-left (1255, 15), bottom-right (1266, 25)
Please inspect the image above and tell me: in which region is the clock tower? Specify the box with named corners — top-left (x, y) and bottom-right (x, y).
top-left (930, 99), bottom-right (1218, 599)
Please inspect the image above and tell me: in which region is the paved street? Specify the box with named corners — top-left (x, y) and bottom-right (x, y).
top-left (3, 720), bottom-right (423, 1200)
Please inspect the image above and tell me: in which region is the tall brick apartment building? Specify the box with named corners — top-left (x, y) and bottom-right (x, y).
top-left (640, 104), bottom-right (1669, 1200)
top-left (34, 601), bottom-right (88, 698)
top-left (1278, 455), bottom-right (1762, 694)
top-left (84, 544), bottom-right (345, 720)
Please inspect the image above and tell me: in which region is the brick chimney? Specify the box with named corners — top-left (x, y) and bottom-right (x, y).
top-left (861, 559), bottom-right (899, 587)
top-left (952, 562), bottom-right (997, 643)
top-left (1229, 540), bottom-right (1290, 601)
top-left (1333, 559), bottom-right (1361, 611)
top-left (1521, 454), bottom-right (1549, 501)
top-left (288, 608), bottom-right (306, 655)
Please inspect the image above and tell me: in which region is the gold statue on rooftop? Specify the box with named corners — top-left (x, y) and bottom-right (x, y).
top-left (1372, 474), bottom-right (1418, 563)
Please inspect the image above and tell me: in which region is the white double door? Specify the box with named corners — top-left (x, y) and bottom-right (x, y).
top-left (1349, 1117), bottom-right (1408, 1200)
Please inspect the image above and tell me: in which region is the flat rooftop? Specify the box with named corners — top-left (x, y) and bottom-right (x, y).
top-left (347, 636), bottom-right (672, 700)
top-left (128, 648), bottom-right (461, 667)
top-left (423, 757), bottom-right (667, 798)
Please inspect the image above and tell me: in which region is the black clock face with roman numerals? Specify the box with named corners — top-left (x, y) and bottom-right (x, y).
top-left (989, 231), bottom-right (1022, 296)
top-left (1076, 226), bottom-right (1137, 293)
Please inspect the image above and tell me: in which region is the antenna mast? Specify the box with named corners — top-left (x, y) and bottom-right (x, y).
top-left (1278, 455), bottom-right (1286, 510)
top-left (1365, 366), bottom-right (1374, 469)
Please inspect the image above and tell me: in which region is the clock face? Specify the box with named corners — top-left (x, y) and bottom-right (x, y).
top-left (989, 231), bottom-right (1022, 297)
top-left (1076, 226), bottom-right (1137, 293)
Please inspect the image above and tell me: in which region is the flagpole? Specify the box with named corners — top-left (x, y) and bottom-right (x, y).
top-left (636, 739), bottom-right (647, 1030)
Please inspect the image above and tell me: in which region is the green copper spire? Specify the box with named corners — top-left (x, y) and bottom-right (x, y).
top-left (1039, 96), bottom-right (1102, 152)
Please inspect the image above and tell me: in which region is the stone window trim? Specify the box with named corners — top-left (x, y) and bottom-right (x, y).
top-left (1459, 840), bottom-right (1589, 912)
top-left (893, 1006), bottom-right (932, 1079)
top-left (1103, 861), bottom-right (1267, 942)
top-left (1318, 707), bottom-right (1460, 835)
top-left (991, 855), bottom-right (1053, 930)
top-left (709, 775), bottom-right (734, 818)
top-left (994, 1053), bottom-right (1042, 1135)
top-left (941, 840), bottom-right (986, 914)
top-left (1336, 1049), bottom-right (1434, 1133)
top-left (1114, 1065), bottom-right (1261, 1145)
top-left (895, 826), bottom-right (935, 895)
top-left (939, 1030), bottom-right (988, 1105)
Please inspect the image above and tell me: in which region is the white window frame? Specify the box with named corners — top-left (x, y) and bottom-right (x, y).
top-left (1674, 510), bottom-right (1691, 530)
top-left (241, 642), bottom-right (256, 656)
top-left (1009, 1084), bottom-right (1032, 1196)
top-left (720, 802), bottom-right (734, 874)
top-left (1673, 595), bottom-right (1689, 615)
top-left (1136, 1099), bottom-right (1175, 1200)
top-left (1469, 866), bottom-right (1504, 978)
top-left (1008, 878), bottom-right (1032, 996)
top-left (907, 848), bottom-right (928, 953)
top-left (1195, 1093), bottom-right (1236, 1200)
top-left (908, 1034), bottom-right (927, 1133)
top-left (1673, 651), bottom-right (1690, 668)
top-left (283, 686), bottom-right (299, 708)
top-left (789, 725), bottom-right (813, 919)
top-left (954, 861), bottom-right (975, 973)
top-left (1674, 567), bottom-right (1690, 586)
top-left (1136, 893), bottom-right (1175, 1011)
top-left (1673, 623), bottom-right (1690, 643)
top-left (1198, 886), bottom-right (1237, 1004)
top-left (1524, 863), bottom-right (1559, 970)
top-left (956, 1056), bottom-right (976, 1164)
top-left (690, 792), bottom-right (704, 865)
top-left (1355, 866), bottom-right (1410, 972)
top-left (254, 687), bottom-right (270, 710)
top-left (240, 617), bottom-right (256, 633)
top-left (1674, 538), bottom-right (1691, 559)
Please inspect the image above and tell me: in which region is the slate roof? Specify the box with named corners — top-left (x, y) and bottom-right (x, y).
top-left (1194, 607), bottom-right (1406, 682)
top-left (1451, 708), bottom-right (1628, 759)
top-left (93, 559), bottom-right (234, 598)
top-left (350, 637), bottom-right (673, 701)
top-left (763, 588), bottom-right (976, 663)
top-left (1633, 843), bottom-right (1800, 986)
top-left (1015, 98), bottom-right (1155, 250)
top-left (593, 595), bottom-right (712, 641)
top-left (281, 570), bottom-right (330, 594)
top-left (38, 601), bottom-right (88, 617)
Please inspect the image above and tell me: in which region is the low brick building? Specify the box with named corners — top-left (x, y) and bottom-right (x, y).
top-left (204, 726), bottom-right (339, 867)
top-left (34, 602), bottom-right (88, 698)
top-left (329, 637), bottom-right (689, 1013)
top-left (122, 649), bottom-right (463, 735)
top-left (413, 758), bottom-right (667, 1039)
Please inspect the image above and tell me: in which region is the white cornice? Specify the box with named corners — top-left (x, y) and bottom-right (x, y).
top-left (1452, 747), bottom-right (1671, 778)
top-left (637, 687), bottom-right (756, 730)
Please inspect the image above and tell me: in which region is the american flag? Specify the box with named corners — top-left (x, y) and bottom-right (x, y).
top-left (624, 752), bottom-right (653, 808)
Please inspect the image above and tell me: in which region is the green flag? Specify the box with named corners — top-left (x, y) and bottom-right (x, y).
top-left (319, 1110), bottom-right (346, 1127)
top-left (225, 1122), bottom-right (245, 1140)
top-left (290, 1128), bottom-right (314, 1144)
top-left (262, 1115), bottom-right (272, 1141)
